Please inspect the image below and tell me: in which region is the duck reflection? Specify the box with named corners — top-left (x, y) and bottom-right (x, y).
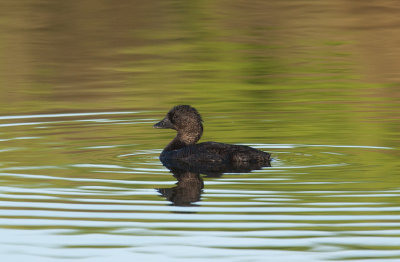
top-left (157, 158), bottom-right (271, 206)
top-left (157, 166), bottom-right (204, 206)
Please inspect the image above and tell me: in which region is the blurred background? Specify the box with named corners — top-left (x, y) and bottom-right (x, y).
top-left (0, 1), bottom-right (399, 261)
top-left (1, 0), bottom-right (399, 146)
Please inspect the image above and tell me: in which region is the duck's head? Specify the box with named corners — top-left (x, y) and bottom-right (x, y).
top-left (154, 105), bottom-right (203, 132)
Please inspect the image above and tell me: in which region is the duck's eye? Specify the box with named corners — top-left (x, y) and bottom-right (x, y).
top-left (168, 113), bottom-right (175, 123)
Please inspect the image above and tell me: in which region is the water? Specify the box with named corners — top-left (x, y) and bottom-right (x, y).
top-left (1, 1), bottom-right (400, 261)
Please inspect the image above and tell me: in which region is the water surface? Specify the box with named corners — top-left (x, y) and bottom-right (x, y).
top-left (0, 1), bottom-right (400, 261)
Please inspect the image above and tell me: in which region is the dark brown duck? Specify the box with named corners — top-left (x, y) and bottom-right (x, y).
top-left (154, 105), bottom-right (271, 165)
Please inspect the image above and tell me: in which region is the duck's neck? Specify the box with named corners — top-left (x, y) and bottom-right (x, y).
top-left (163, 127), bottom-right (203, 152)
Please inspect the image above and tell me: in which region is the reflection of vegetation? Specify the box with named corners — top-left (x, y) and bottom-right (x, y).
top-left (0, 0), bottom-right (399, 244)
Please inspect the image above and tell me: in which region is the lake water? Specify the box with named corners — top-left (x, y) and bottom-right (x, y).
top-left (1, 1), bottom-right (400, 261)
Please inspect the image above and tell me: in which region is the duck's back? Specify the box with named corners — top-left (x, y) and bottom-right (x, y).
top-left (160, 142), bottom-right (270, 164)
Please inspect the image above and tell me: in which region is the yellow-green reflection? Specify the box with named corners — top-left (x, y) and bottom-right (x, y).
top-left (0, 1), bottom-right (399, 261)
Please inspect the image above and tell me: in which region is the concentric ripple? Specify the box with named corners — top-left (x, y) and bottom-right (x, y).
top-left (0, 111), bottom-right (399, 262)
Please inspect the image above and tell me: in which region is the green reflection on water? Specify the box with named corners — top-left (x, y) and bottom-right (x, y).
top-left (0, 1), bottom-right (400, 261)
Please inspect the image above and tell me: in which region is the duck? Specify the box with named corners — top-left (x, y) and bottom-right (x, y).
top-left (154, 105), bottom-right (271, 165)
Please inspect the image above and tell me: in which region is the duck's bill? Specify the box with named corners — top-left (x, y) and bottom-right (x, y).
top-left (153, 117), bottom-right (174, 129)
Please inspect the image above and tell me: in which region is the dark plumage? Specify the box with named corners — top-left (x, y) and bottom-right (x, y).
top-left (154, 105), bottom-right (271, 165)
